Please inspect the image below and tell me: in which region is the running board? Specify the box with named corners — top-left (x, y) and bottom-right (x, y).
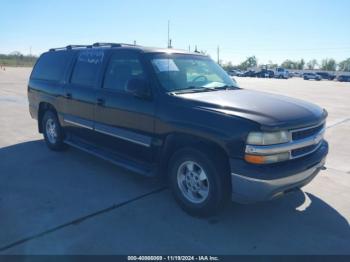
top-left (64, 137), bottom-right (156, 177)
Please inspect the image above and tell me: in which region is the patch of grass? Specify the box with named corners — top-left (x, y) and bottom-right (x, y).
top-left (0, 54), bottom-right (37, 67)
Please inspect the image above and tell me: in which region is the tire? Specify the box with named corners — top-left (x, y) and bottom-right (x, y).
top-left (168, 147), bottom-right (230, 217)
top-left (42, 110), bottom-right (66, 151)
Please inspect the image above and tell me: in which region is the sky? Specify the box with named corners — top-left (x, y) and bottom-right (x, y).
top-left (1, 0), bottom-right (349, 64)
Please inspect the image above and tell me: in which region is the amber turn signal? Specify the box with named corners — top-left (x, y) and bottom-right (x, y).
top-left (244, 154), bottom-right (265, 164)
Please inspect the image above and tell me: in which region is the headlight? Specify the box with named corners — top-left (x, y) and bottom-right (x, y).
top-left (245, 131), bottom-right (291, 164)
top-left (246, 131), bottom-right (290, 145)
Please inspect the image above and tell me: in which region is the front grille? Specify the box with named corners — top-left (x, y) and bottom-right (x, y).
top-left (292, 123), bottom-right (324, 141)
top-left (291, 143), bottom-right (321, 158)
top-left (289, 122), bottom-right (325, 159)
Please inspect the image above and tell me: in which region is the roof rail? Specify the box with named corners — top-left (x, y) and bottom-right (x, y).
top-left (91, 42), bottom-right (139, 48)
top-left (49, 42), bottom-right (138, 52)
top-left (49, 45), bottom-right (91, 52)
top-left (117, 43), bottom-right (139, 47)
top-left (92, 42), bottom-right (122, 48)
top-left (66, 45), bottom-right (92, 50)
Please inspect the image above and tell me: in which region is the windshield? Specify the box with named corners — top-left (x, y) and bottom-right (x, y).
top-left (150, 53), bottom-right (238, 92)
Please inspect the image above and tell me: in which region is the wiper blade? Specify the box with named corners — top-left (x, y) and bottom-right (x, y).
top-left (213, 85), bottom-right (239, 90)
top-left (169, 85), bottom-right (239, 95)
top-left (169, 86), bottom-right (213, 95)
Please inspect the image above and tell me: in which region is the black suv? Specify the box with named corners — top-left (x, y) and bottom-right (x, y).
top-left (28, 43), bottom-right (328, 216)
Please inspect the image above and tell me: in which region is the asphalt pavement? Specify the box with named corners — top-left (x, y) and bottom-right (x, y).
top-left (0, 68), bottom-right (349, 254)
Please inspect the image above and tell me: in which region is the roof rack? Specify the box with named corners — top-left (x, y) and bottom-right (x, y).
top-left (49, 42), bottom-right (138, 52)
top-left (49, 45), bottom-right (92, 52)
top-left (92, 42), bottom-right (140, 48)
top-left (92, 42), bottom-right (122, 48)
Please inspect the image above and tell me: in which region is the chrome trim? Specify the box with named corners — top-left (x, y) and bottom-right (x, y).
top-left (231, 158), bottom-right (325, 185)
top-left (94, 128), bottom-right (151, 147)
top-left (290, 120), bottom-right (325, 133)
top-left (63, 119), bottom-right (93, 130)
top-left (291, 141), bottom-right (323, 159)
top-left (245, 128), bottom-right (325, 155)
top-left (63, 114), bottom-right (152, 147)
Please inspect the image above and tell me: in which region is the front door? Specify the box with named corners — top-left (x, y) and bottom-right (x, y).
top-left (93, 50), bottom-right (156, 163)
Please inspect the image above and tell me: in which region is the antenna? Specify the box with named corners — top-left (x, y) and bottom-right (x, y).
top-left (167, 20), bottom-right (172, 48)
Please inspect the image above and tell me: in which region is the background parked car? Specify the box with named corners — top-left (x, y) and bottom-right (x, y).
top-left (316, 72), bottom-right (336, 80)
top-left (228, 69), bottom-right (243, 76)
top-left (274, 67), bottom-right (290, 79)
top-left (254, 69), bottom-right (274, 78)
top-left (304, 72), bottom-right (322, 81)
top-left (337, 75), bottom-right (350, 82)
top-left (291, 72), bottom-right (303, 78)
top-left (238, 70), bottom-right (256, 77)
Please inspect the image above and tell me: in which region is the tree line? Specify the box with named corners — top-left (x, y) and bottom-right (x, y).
top-left (1, 51), bottom-right (350, 73)
top-left (223, 56), bottom-right (350, 72)
top-left (0, 52), bottom-right (38, 67)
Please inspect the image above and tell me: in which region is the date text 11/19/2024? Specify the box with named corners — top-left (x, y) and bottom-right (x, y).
top-left (127, 256), bottom-right (220, 261)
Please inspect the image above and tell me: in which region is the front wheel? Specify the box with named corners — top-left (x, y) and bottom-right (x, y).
top-left (42, 110), bottom-right (66, 151)
top-left (168, 148), bottom-right (230, 217)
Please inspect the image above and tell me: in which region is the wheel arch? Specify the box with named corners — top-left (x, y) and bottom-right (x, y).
top-left (38, 102), bottom-right (58, 133)
top-left (157, 132), bottom-right (230, 177)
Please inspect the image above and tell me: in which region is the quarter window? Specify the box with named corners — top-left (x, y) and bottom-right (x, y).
top-left (31, 51), bottom-right (73, 82)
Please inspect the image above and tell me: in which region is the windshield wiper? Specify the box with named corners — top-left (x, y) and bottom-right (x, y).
top-left (169, 86), bottom-right (213, 95)
top-left (169, 85), bottom-right (239, 95)
top-left (212, 85), bottom-right (239, 90)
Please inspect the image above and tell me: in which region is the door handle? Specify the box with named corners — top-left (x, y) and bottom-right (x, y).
top-left (97, 98), bottom-right (105, 106)
top-left (65, 93), bottom-right (72, 99)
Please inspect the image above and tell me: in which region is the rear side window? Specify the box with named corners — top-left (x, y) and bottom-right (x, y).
top-left (103, 52), bottom-right (145, 91)
top-left (70, 50), bottom-right (104, 87)
top-left (31, 51), bottom-right (73, 81)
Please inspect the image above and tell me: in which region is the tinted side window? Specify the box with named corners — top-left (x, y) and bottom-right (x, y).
top-left (103, 52), bottom-right (145, 91)
top-left (31, 51), bottom-right (73, 81)
top-left (71, 50), bottom-right (104, 87)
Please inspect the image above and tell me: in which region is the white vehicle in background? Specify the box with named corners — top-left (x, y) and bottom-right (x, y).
top-left (291, 72), bottom-right (304, 78)
top-left (274, 67), bottom-right (290, 79)
top-left (303, 72), bottom-right (322, 81)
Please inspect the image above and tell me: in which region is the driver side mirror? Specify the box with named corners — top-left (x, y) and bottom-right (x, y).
top-left (126, 79), bottom-right (151, 99)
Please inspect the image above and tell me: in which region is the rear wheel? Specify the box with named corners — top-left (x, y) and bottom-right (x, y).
top-left (168, 147), bottom-right (230, 217)
top-left (42, 110), bottom-right (66, 151)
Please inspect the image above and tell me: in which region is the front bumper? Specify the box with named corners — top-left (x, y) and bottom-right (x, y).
top-left (230, 140), bottom-right (328, 203)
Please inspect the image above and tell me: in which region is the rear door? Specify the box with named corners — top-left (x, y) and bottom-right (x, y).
top-left (62, 49), bottom-right (105, 140)
top-left (93, 50), bottom-right (156, 163)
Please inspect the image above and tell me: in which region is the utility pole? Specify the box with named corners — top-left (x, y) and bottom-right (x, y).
top-left (195, 45), bottom-right (198, 53)
top-left (133, 40), bottom-right (137, 46)
top-left (217, 45), bottom-right (220, 64)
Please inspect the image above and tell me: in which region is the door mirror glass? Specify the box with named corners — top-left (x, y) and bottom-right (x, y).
top-left (126, 79), bottom-right (150, 99)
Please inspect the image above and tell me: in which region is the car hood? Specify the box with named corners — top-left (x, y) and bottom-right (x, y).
top-left (177, 89), bottom-right (326, 131)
